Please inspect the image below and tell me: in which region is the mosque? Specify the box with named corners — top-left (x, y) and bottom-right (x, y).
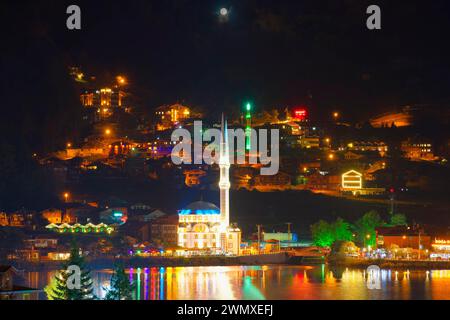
top-left (177, 115), bottom-right (241, 255)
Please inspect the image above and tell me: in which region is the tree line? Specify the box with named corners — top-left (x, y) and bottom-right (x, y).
top-left (310, 211), bottom-right (407, 248)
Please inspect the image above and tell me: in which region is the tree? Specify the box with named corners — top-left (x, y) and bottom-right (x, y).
top-left (390, 213), bottom-right (407, 226)
top-left (311, 220), bottom-right (334, 247)
top-left (104, 263), bottom-right (135, 300)
top-left (331, 240), bottom-right (359, 256)
top-left (355, 211), bottom-right (384, 247)
top-left (333, 218), bottom-right (353, 242)
top-left (46, 243), bottom-right (95, 300)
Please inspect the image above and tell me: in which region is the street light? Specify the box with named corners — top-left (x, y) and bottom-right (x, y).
top-left (328, 153), bottom-right (334, 160)
top-left (333, 112), bottom-right (339, 119)
top-left (105, 129), bottom-right (111, 135)
top-left (63, 192), bottom-right (70, 203)
top-left (66, 142), bottom-right (72, 148)
top-left (364, 233), bottom-right (371, 249)
top-left (116, 75), bottom-right (126, 85)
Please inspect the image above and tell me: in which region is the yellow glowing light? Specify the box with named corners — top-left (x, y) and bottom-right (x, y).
top-left (105, 129), bottom-right (111, 135)
top-left (325, 138), bottom-right (330, 143)
top-left (434, 239), bottom-right (450, 244)
top-left (67, 143), bottom-right (72, 148)
top-left (347, 143), bottom-right (354, 148)
top-left (341, 170), bottom-right (363, 190)
top-left (116, 75), bottom-right (126, 85)
top-left (328, 153), bottom-right (334, 160)
top-left (333, 112), bottom-right (339, 118)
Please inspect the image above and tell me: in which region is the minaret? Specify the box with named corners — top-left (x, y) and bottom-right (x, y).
top-left (219, 113), bottom-right (230, 228)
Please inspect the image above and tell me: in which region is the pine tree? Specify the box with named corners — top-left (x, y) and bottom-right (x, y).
top-left (46, 243), bottom-right (95, 300)
top-left (104, 263), bottom-right (135, 300)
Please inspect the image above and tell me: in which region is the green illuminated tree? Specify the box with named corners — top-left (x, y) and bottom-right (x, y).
top-left (311, 220), bottom-right (334, 247)
top-left (311, 218), bottom-right (353, 247)
top-left (333, 218), bottom-right (353, 242)
top-left (104, 263), bottom-right (135, 300)
top-left (46, 243), bottom-right (95, 300)
top-left (355, 210), bottom-right (384, 247)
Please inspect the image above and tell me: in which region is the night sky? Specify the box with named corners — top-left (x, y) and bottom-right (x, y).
top-left (2, 0), bottom-right (450, 122)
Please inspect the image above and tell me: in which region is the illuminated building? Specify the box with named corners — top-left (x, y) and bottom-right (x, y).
top-left (80, 88), bottom-right (126, 119)
top-left (69, 66), bottom-right (86, 83)
top-left (306, 172), bottom-right (340, 191)
top-left (253, 172), bottom-right (292, 191)
top-left (99, 208), bottom-right (128, 225)
top-left (285, 107), bottom-right (308, 122)
top-left (177, 115), bottom-right (241, 255)
top-left (183, 169), bottom-right (207, 187)
top-left (346, 141), bottom-right (388, 157)
top-left (155, 104), bottom-right (191, 131)
top-left (151, 215), bottom-right (179, 247)
top-left (430, 238), bottom-right (450, 260)
top-left (24, 238), bottom-right (58, 249)
top-left (292, 107), bottom-right (307, 121)
top-left (46, 222), bottom-right (114, 234)
top-left (401, 139), bottom-right (435, 160)
top-left (369, 107), bottom-right (413, 128)
top-left (341, 170), bottom-right (385, 195)
top-left (341, 170), bottom-right (363, 190)
top-left (376, 226), bottom-right (431, 254)
top-left (0, 212), bottom-right (8, 226)
top-left (41, 208), bottom-right (74, 224)
top-left (432, 238), bottom-right (450, 251)
top-left (299, 136), bottom-right (320, 149)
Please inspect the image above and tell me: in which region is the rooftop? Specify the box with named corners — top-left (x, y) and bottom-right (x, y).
top-left (179, 201), bottom-right (220, 215)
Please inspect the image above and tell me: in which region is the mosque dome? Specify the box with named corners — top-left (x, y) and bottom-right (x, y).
top-left (179, 201), bottom-right (220, 215)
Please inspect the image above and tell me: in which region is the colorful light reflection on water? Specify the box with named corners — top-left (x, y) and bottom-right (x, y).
top-left (23, 266), bottom-right (450, 300)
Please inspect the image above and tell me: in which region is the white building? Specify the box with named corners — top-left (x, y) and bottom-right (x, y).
top-left (177, 115), bottom-right (241, 255)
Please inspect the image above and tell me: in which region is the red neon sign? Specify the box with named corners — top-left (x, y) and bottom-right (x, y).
top-left (293, 108), bottom-right (307, 121)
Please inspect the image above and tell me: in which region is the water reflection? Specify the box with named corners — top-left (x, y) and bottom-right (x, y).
top-left (20, 265), bottom-right (450, 300)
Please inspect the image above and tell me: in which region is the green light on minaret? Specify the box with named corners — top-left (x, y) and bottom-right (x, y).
top-left (245, 102), bottom-right (252, 151)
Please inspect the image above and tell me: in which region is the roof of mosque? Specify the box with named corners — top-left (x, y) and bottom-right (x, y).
top-left (179, 201), bottom-right (221, 215)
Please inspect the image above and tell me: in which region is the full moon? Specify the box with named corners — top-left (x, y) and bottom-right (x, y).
top-left (219, 8), bottom-right (228, 16)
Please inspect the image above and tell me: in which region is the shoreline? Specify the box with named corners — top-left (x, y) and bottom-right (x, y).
top-left (329, 258), bottom-right (450, 270)
top-left (2, 252), bottom-right (293, 271)
top-left (5, 255), bottom-right (450, 272)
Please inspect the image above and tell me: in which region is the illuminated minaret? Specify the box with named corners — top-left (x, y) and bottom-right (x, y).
top-left (219, 113), bottom-right (230, 228)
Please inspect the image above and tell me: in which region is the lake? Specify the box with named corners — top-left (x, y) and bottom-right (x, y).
top-left (23, 265), bottom-right (450, 300)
